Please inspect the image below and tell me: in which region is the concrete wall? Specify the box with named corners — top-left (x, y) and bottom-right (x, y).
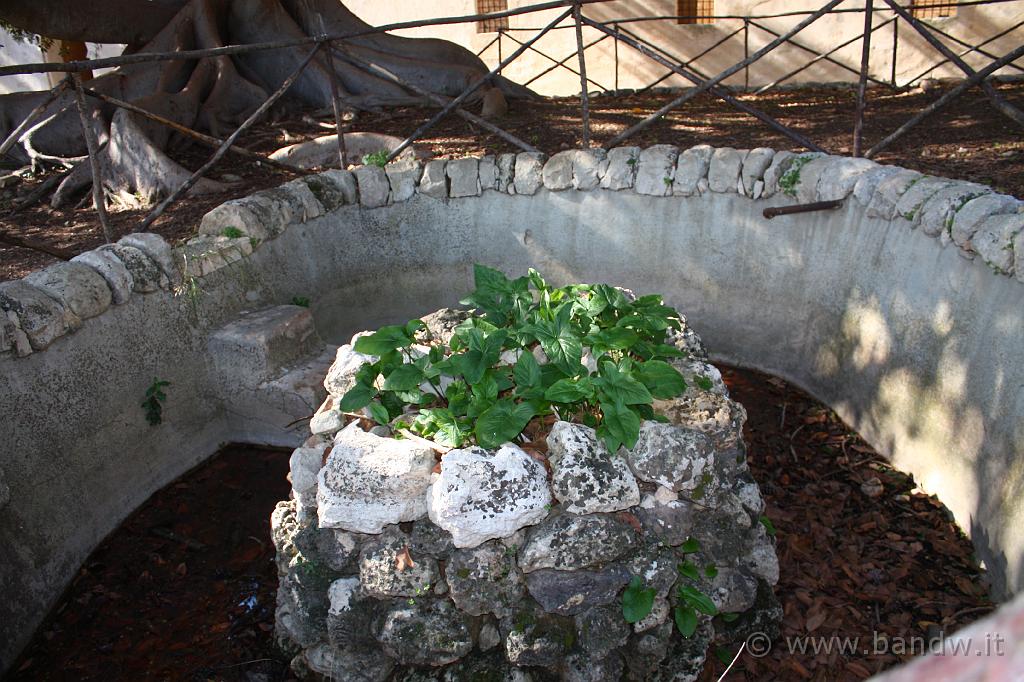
top-left (1, 145), bottom-right (1023, 674)
top-left (346, 0), bottom-right (1024, 95)
top-left (0, 33), bottom-right (122, 94)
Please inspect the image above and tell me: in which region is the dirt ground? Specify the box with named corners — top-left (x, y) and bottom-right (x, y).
top-left (1, 80), bottom-right (1023, 282)
top-left (5, 366), bottom-right (994, 682)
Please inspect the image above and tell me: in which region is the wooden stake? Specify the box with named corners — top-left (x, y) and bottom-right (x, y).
top-left (70, 74), bottom-right (113, 244)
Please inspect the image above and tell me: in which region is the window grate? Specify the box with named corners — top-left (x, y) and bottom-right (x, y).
top-left (677, 0), bottom-right (715, 25)
top-left (477, 0), bottom-right (509, 33)
top-left (911, 0), bottom-right (957, 19)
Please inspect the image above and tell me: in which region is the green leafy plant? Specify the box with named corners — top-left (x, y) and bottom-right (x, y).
top-left (672, 538), bottom-right (720, 637)
top-left (338, 264), bottom-right (690, 451)
top-left (759, 515), bottom-right (776, 537)
top-left (141, 377), bottom-right (171, 426)
top-left (221, 226), bottom-right (245, 239)
top-left (363, 150), bottom-right (390, 168)
top-left (779, 154), bottom-right (815, 196)
top-left (622, 576), bottom-right (656, 623)
top-left (292, 296), bottom-right (311, 308)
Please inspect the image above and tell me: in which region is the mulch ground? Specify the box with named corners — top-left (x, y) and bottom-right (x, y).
top-left (5, 366), bottom-right (994, 682)
top-left (1, 80), bottom-right (1023, 282)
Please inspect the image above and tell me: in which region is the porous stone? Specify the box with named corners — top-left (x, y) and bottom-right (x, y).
top-left (324, 339), bottom-right (375, 396)
top-left (761, 150), bottom-right (796, 198)
top-left (564, 652), bottom-right (624, 682)
top-left (0, 280), bottom-right (74, 351)
top-left (359, 527), bottom-right (440, 598)
top-left (198, 198), bottom-right (270, 240)
top-left (500, 602), bottom-right (574, 668)
top-left (525, 564), bottom-right (631, 616)
top-left (518, 513), bottom-right (639, 573)
top-left (637, 491), bottom-right (694, 546)
top-left (866, 169), bottom-right (924, 220)
top-left (418, 159), bottom-right (448, 199)
top-left (118, 232), bottom-right (182, 287)
top-left (410, 519), bottom-right (455, 558)
top-left (276, 565), bottom-right (333, 649)
top-left (950, 193), bottom-right (1019, 249)
top-left (0, 315), bottom-right (11, 354)
top-left (575, 604), bottom-right (631, 655)
top-left (447, 157), bottom-right (481, 198)
top-left (740, 147), bottom-right (775, 197)
top-left (689, 493), bottom-right (755, 561)
top-left (600, 146), bottom-right (641, 190)
top-left (705, 148), bottom-right (745, 194)
top-left (303, 170), bottom-right (356, 211)
top-left (496, 153), bottom-right (516, 193)
top-left (290, 442), bottom-right (328, 520)
top-left (974, 213), bottom-right (1024, 274)
top-left (787, 155), bottom-right (833, 203)
top-left (427, 444), bottom-right (552, 548)
top-left (546, 421), bottom-right (640, 514)
top-left (542, 150), bottom-right (575, 191)
top-left (673, 145), bottom-right (713, 196)
top-left (653, 391), bottom-right (747, 450)
top-left (707, 568), bottom-right (760, 613)
top-left (513, 152), bottom-right (545, 195)
top-left (417, 307), bottom-right (472, 346)
top-left (916, 182), bottom-right (990, 236)
top-left (72, 248), bottom-right (133, 305)
top-left (816, 156), bottom-right (876, 202)
top-left (317, 423), bottom-right (436, 533)
top-left (573, 148), bottom-right (608, 190)
top-left (628, 422), bottom-right (717, 494)
top-left (893, 176), bottom-right (956, 224)
top-left (353, 165), bottom-right (390, 207)
top-left (326, 577), bottom-right (377, 649)
top-left (386, 158), bottom-right (423, 203)
top-left (23, 261), bottom-right (111, 321)
top-left (478, 155), bottom-right (497, 190)
top-left (479, 622), bottom-right (501, 651)
top-left (299, 642), bottom-right (395, 682)
top-left (742, 526), bottom-right (780, 585)
top-left (376, 599), bottom-right (475, 666)
top-left (310, 395), bottom-right (345, 436)
top-left (0, 467), bottom-right (9, 510)
top-left (446, 540), bottom-right (524, 617)
top-left (280, 178), bottom-right (326, 220)
top-left (634, 145), bottom-right (679, 196)
top-left (852, 165), bottom-right (903, 206)
top-left (174, 236), bottom-right (250, 278)
top-left (106, 244), bottom-right (169, 292)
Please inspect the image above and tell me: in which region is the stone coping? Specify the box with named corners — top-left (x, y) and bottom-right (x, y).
top-left (1, 145), bottom-right (1021, 361)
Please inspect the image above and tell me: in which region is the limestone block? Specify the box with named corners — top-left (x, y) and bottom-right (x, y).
top-left (385, 158), bottom-right (422, 203)
top-left (310, 395), bottom-right (345, 436)
top-left (197, 198), bottom-right (271, 241)
top-left (525, 565), bottom-right (631, 616)
top-left (359, 527), bottom-right (440, 598)
top-left (792, 155), bottom-right (833, 203)
top-left (479, 154), bottom-right (497, 191)
top-left (893, 176), bottom-right (955, 224)
top-left (375, 599), bottom-right (474, 666)
top-left (572, 148), bottom-right (608, 190)
top-left (427, 444), bottom-right (551, 548)
top-left (974, 213), bottom-right (1024, 273)
top-left (628, 421), bottom-right (717, 494)
top-left (496, 153), bottom-right (516, 193)
top-left (673, 145), bottom-right (713, 196)
top-left (740, 147), bottom-right (775, 197)
top-left (707, 147), bottom-right (747, 194)
top-left (518, 513), bottom-right (639, 573)
top-left (547, 421), bottom-right (640, 514)
top-left (72, 248), bottom-right (133, 305)
top-left (513, 152), bottom-right (545, 196)
top-left (866, 169), bottom-right (924, 220)
top-left (353, 165), bottom-right (390, 208)
top-left (761, 150), bottom-right (796, 198)
top-left (208, 304), bottom-right (321, 386)
top-left (324, 338), bottom-right (375, 397)
top-left (852, 165), bottom-right (903, 206)
top-left (418, 159), bottom-right (448, 199)
top-left (634, 144), bottom-right (679, 196)
top-left (0, 280), bottom-right (73, 352)
top-left (318, 423), bottom-right (436, 533)
top-left (24, 261), bottom-right (111, 321)
top-left (542, 150), bottom-right (575, 191)
top-left (306, 169), bottom-right (357, 210)
top-left (447, 157), bottom-right (481, 198)
top-left (950, 193), bottom-right (1019, 249)
top-left (291, 442), bottom-right (328, 519)
top-left (816, 156), bottom-right (876, 202)
top-left (280, 178), bottom-right (325, 220)
top-left (600, 146), bottom-right (641, 190)
top-left (119, 232), bottom-right (181, 287)
top-left (918, 182), bottom-right (991, 237)
top-left (446, 540), bottom-right (525, 617)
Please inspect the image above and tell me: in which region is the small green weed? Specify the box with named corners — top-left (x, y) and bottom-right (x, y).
top-left (142, 377), bottom-right (170, 426)
top-left (363, 150), bottom-right (389, 168)
top-left (221, 226), bottom-right (244, 239)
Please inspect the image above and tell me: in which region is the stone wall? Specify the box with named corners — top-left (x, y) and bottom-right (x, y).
top-left (1, 143), bottom-right (1023, 675)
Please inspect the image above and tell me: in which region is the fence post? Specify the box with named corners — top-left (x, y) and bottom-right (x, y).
top-left (573, 3), bottom-right (591, 147)
top-left (744, 18), bottom-right (750, 90)
top-left (853, 0), bottom-right (874, 157)
top-left (70, 73), bottom-right (113, 244)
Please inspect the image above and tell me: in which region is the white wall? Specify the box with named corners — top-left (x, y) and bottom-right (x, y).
top-left (0, 31), bottom-right (123, 94)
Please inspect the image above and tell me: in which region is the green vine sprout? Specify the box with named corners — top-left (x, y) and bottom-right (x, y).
top-left (338, 265), bottom-right (691, 452)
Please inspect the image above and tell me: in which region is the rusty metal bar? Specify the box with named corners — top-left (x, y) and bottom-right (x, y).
top-left (573, 3), bottom-right (591, 147)
top-left (763, 199), bottom-right (843, 219)
top-left (385, 7), bottom-right (574, 164)
top-left (590, 17), bottom-right (826, 152)
top-left (883, 0), bottom-right (1024, 127)
top-left (0, 80), bottom-right (68, 158)
top-left (853, 0), bottom-right (874, 157)
top-left (755, 16), bottom-right (895, 94)
top-left (70, 73), bottom-right (113, 243)
top-left (866, 41), bottom-right (1024, 157)
top-left (138, 43), bottom-right (322, 232)
top-left (598, 0), bottom-right (845, 149)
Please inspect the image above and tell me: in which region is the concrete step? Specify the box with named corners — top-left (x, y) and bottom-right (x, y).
top-left (208, 304), bottom-right (322, 387)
